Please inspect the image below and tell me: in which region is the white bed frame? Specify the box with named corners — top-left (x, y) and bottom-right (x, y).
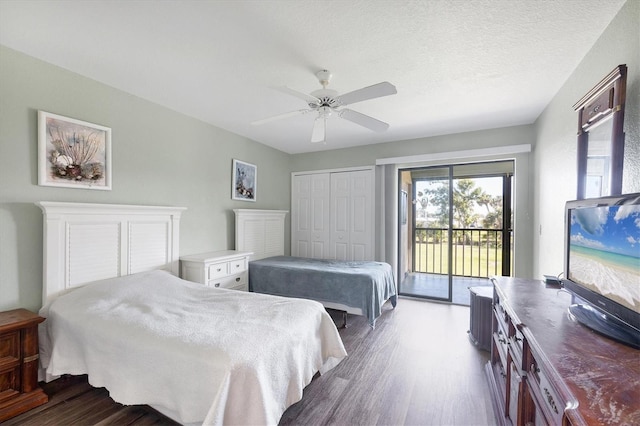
top-left (234, 208), bottom-right (365, 320)
top-left (37, 201), bottom-right (186, 306)
top-left (234, 209), bottom-right (288, 261)
top-left (35, 202), bottom-right (342, 424)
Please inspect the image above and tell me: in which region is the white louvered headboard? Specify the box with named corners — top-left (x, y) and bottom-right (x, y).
top-left (234, 209), bottom-right (288, 261)
top-left (37, 202), bottom-right (186, 305)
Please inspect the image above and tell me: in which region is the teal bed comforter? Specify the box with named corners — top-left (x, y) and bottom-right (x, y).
top-left (249, 256), bottom-right (397, 326)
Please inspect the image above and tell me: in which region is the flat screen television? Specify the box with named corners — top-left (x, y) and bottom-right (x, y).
top-left (562, 192), bottom-right (640, 349)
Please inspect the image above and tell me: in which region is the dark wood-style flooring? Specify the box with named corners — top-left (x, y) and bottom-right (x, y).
top-left (5, 298), bottom-right (493, 425)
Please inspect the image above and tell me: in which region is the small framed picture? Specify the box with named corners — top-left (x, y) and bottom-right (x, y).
top-left (38, 111), bottom-right (112, 190)
top-left (232, 159), bottom-right (257, 202)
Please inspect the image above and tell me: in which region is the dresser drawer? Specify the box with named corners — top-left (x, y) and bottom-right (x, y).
top-left (508, 361), bottom-right (522, 423)
top-left (528, 356), bottom-right (565, 425)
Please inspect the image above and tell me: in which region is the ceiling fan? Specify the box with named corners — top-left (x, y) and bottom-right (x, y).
top-left (252, 70), bottom-right (397, 143)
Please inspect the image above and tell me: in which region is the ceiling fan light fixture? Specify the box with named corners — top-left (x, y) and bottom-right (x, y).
top-left (316, 69), bottom-right (332, 87)
top-left (319, 106), bottom-right (332, 118)
top-left (311, 115), bottom-right (327, 143)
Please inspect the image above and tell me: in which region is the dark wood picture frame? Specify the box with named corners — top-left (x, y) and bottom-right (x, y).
top-left (573, 65), bottom-right (627, 199)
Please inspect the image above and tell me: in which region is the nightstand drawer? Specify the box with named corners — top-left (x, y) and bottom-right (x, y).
top-left (208, 262), bottom-right (229, 279)
top-left (229, 258), bottom-right (247, 274)
top-left (0, 365), bottom-right (20, 402)
top-left (208, 273), bottom-right (247, 290)
top-left (0, 331), bottom-right (20, 367)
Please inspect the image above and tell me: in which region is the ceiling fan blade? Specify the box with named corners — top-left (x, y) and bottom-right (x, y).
top-left (311, 116), bottom-right (326, 143)
top-left (337, 81), bottom-right (397, 106)
top-left (251, 109), bottom-right (310, 125)
top-left (275, 86), bottom-right (321, 104)
top-left (339, 109), bottom-right (389, 132)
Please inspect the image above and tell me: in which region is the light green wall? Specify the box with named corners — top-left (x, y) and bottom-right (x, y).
top-left (0, 45), bottom-right (292, 312)
top-left (533, 0), bottom-right (640, 279)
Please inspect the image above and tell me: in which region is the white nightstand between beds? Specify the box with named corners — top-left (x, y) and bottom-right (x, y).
top-left (180, 250), bottom-right (253, 291)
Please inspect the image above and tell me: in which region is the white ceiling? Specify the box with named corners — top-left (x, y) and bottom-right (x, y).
top-left (0, 0), bottom-right (627, 154)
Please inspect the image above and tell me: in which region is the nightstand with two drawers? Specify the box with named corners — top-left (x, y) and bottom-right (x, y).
top-left (180, 250), bottom-right (253, 291)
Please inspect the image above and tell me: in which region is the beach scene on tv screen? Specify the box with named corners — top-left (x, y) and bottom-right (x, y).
top-left (569, 204), bottom-right (640, 313)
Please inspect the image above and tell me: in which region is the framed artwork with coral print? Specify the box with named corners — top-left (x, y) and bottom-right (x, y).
top-left (38, 111), bottom-right (112, 190)
top-left (232, 159), bottom-right (256, 201)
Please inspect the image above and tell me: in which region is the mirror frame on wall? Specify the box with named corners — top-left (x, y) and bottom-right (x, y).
top-left (573, 64), bottom-right (627, 200)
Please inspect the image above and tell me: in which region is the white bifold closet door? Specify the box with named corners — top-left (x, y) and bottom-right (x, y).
top-left (291, 172), bottom-right (331, 259)
top-left (291, 168), bottom-right (373, 261)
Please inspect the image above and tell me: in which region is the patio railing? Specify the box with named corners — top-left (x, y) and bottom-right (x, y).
top-left (413, 227), bottom-right (511, 278)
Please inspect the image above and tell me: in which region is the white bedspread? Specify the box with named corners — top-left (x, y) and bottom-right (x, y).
top-left (39, 270), bottom-right (347, 425)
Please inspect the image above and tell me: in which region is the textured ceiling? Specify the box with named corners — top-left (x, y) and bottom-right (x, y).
top-left (0, 0), bottom-right (628, 154)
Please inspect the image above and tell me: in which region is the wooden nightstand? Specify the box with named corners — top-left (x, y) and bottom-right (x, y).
top-left (0, 309), bottom-right (48, 421)
top-left (180, 250), bottom-right (253, 291)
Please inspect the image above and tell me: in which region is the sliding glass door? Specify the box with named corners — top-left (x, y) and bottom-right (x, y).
top-left (407, 166), bottom-right (453, 301)
top-left (398, 161), bottom-right (513, 305)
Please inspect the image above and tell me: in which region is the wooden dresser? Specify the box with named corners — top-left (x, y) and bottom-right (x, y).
top-left (486, 277), bottom-right (640, 425)
top-left (180, 250), bottom-right (253, 291)
top-left (0, 309), bottom-right (48, 421)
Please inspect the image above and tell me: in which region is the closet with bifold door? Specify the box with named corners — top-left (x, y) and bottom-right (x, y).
top-left (291, 167), bottom-right (374, 261)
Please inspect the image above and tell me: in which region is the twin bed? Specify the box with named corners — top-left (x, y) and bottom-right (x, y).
top-left (249, 256), bottom-right (397, 327)
top-left (36, 202), bottom-right (396, 425)
top-left (234, 209), bottom-right (397, 328)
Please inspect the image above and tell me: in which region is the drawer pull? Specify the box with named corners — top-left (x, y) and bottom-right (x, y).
top-left (214, 283), bottom-right (220, 288)
top-left (235, 277), bottom-right (241, 282)
top-left (216, 268), bottom-right (222, 272)
top-left (544, 387), bottom-right (559, 414)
